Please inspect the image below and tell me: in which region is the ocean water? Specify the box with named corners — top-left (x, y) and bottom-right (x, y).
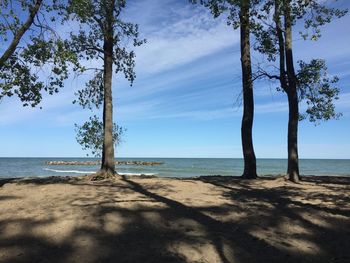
top-left (0, 158), bottom-right (349, 178)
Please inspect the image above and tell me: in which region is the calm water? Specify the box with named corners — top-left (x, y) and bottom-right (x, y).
top-left (0, 158), bottom-right (349, 178)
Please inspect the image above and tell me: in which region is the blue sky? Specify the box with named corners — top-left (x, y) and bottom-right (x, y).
top-left (0, 0), bottom-right (349, 158)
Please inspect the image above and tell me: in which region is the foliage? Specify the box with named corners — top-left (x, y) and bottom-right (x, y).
top-left (253, 0), bottom-right (347, 123)
top-left (60, 0), bottom-right (146, 112)
top-left (61, 0), bottom-right (146, 88)
top-left (0, 0), bottom-right (80, 107)
top-left (75, 115), bottom-right (125, 157)
top-left (192, 0), bottom-right (263, 29)
top-left (73, 71), bottom-right (104, 110)
top-left (297, 59), bottom-right (341, 123)
top-left (263, 1), bottom-right (346, 35)
top-left (61, 1), bottom-right (145, 166)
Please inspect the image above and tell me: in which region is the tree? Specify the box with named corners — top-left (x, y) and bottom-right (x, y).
top-left (75, 115), bottom-right (125, 157)
top-left (239, 0), bottom-right (257, 179)
top-left (0, 0), bottom-right (42, 68)
top-left (254, 0), bottom-right (346, 182)
top-left (64, 0), bottom-right (145, 178)
top-left (193, 0), bottom-right (259, 178)
top-left (0, 0), bottom-right (79, 107)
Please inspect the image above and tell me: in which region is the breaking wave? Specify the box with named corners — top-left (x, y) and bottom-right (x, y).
top-left (43, 168), bottom-right (95, 174)
top-left (118, 172), bottom-right (158, 176)
top-left (43, 168), bottom-right (158, 176)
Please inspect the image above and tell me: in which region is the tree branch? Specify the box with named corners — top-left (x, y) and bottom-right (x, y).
top-left (93, 15), bottom-right (105, 31)
top-left (0, 0), bottom-right (43, 69)
top-left (253, 71), bottom-right (280, 82)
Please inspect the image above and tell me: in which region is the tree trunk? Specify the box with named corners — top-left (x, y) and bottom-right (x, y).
top-left (286, 90), bottom-right (300, 182)
top-left (284, 0), bottom-right (300, 182)
top-left (240, 0), bottom-right (257, 179)
top-left (274, 0), bottom-right (287, 92)
top-left (101, 67), bottom-right (107, 167)
top-left (100, 2), bottom-right (115, 177)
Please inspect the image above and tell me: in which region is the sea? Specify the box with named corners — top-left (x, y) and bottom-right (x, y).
top-left (0, 158), bottom-right (349, 178)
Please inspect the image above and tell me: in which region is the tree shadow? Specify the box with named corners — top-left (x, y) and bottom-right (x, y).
top-left (302, 175), bottom-right (350, 186)
top-left (0, 175), bottom-right (349, 262)
top-left (120, 176), bottom-right (292, 263)
top-left (199, 176), bottom-right (350, 262)
top-left (0, 178), bottom-right (16, 187)
top-left (0, 195), bottom-right (21, 201)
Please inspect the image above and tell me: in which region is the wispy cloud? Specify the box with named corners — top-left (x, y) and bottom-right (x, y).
top-left (117, 91), bottom-right (350, 122)
top-left (0, 86), bottom-right (82, 125)
top-left (127, 0), bottom-right (239, 75)
top-left (335, 92), bottom-right (350, 110)
top-left (116, 99), bottom-right (291, 121)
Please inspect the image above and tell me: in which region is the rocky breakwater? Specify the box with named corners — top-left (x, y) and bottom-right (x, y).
top-left (46, 160), bottom-right (163, 166)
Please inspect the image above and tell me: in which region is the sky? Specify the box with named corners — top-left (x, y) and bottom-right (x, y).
top-left (0, 0), bottom-right (349, 158)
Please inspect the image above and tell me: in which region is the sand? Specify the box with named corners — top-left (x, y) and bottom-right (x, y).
top-left (0, 175), bottom-right (349, 263)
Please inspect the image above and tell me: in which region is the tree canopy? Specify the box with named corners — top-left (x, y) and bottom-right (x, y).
top-left (75, 115), bottom-right (125, 157)
top-left (253, 0), bottom-right (346, 124)
top-left (0, 0), bottom-right (79, 107)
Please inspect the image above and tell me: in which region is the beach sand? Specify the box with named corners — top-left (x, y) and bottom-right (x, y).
top-left (0, 175), bottom-right (349, 263)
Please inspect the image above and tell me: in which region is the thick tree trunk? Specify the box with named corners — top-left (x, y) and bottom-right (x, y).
top-left (100, 2), bottom-right (115, 177)
top-left (240, 0), bottom-right (257, 179)
top-left (100, 39), bottom-right (115, 176)
top-left (284, 0), bottom-right (300, 182)
top-left (0, 0), bottom-right (42, 69)
top-left (286, 90), bottom-right (300, 182)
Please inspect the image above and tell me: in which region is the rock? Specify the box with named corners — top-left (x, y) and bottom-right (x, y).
top-left (46, 160), bottom-right (163, 166)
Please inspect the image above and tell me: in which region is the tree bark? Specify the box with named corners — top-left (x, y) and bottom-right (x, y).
top-left (284, 0), bottom-right (300, 182)
top-left (240, 0), bottom-right (257, 179)
top-left (101, 63), bottom-right (107, 167)
top-left (100, 1), bottom-right (115, 177)
top-left (0, 0), bottom-right (43, 69)
top-left (286, 90), bottom-right (300, 182)
top-left (274, 0), bottom-right (287, 92)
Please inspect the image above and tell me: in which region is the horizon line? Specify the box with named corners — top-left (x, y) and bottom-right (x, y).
top-left (0, 156), bottom-right (349, 160)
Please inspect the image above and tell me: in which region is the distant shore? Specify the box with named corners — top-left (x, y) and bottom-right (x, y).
top-left (1, 174), bottom-right (349, 262)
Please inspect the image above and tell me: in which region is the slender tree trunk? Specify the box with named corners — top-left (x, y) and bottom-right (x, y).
top-left (101, 66), bottom-right (107, 167)
top-left (274, 0), bottom-right (287, 91)
top-left (284, 0), bottom-right (300, 182)
top-left (240, 0), bottom-right (257, 179)
top-left (0, 0), bottom-right (43, 69)
top-left (100, 1), bottom-right (115, 176)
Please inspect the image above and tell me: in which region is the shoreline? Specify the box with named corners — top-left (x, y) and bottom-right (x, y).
top-left (1, 173), bottom-right (350, 182)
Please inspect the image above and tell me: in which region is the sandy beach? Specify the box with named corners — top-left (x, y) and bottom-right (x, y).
top-left (0, 175), bottom-right (349, 263)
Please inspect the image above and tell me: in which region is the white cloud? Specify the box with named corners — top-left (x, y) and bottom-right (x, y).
top-left (256, 101), bottom-right (288, 113)
top-left (0, 86), bottom-right (80, 125)
top-left (336, 92), bottom-right (350, 108)
top-left (129, 1), bottom-right (239, 74)
top-left (148, 108), bottom-right (239, 121)
top-left (115, 99), bottom-right (291, 121)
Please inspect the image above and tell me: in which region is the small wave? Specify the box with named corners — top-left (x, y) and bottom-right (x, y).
top-left (118, 172), bottom-right (158, 176)
top-left (43, 168), bottom-right (158, 176)
top-left (43, 168), bottom-right (95, 174)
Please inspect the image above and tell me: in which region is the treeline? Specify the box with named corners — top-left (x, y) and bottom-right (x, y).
top-left (0, 0), bottom-right (347, 182)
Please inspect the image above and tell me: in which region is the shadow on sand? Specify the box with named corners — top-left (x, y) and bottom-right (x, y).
top-left (0, 175), bottom-right (349, 263)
